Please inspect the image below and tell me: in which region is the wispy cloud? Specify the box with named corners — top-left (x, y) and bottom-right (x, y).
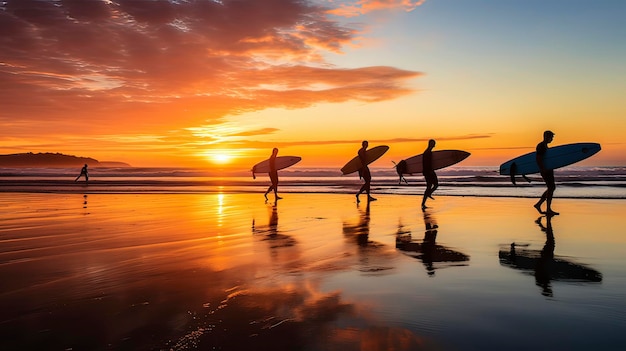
top-left (326, 0), bottom-right (427, 17)
top-left (207, 133), bottom-right (492, 149)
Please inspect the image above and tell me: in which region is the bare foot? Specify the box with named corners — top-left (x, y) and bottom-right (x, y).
top-left (368, 196), bottom-right (377, 202)
top-left (533, 203), bottom-right (544, 214)
top-left (356, 194), bottom-right (360, 203)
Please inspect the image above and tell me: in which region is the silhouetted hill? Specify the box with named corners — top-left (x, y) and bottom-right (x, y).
top-left (0, 153), bottom-right (131, 168)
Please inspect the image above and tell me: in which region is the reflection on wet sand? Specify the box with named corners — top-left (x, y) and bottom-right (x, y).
top-left (342, 202), bottom-right (396, 275)
top-left (343, 202), bottom-right (374, 247)
top-left (395, 209), bottom-right (470, 276)
top-left (1, 193), bottom-right (622, 350)
top-left (0, 194), bottom-right (436, 350)
top-left (499, 215), bottom-right (603, 297)
top-left (252, 201), bottom-right (299, 267)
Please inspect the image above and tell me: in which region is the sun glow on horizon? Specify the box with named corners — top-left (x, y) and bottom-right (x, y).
top-left (202, 150), bottom-right (237, 165)
top-left (212, 154), bottom-right (233, 164)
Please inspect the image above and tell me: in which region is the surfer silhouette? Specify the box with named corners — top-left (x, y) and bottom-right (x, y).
top-left (356, 141), bottom-right (376, 203)
top-left (75, 164), bottom-right (89, 183)
top-left (264, 148), bottom-right (282, 201)
top-left (421, 140), bottom-right (438, 210)
top-left (534, 131), bottom-right (559, 215)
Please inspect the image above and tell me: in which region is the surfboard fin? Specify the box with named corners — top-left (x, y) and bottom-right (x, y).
top-left (392, 160), bottom-right (409, 184)
top-left (510, 162), bottom-right (517, 186)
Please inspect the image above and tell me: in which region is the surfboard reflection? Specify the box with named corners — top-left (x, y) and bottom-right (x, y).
top-left (499, 215), bottom-right (602, 297)
top-left (395, 209), bottom-right (470, 277)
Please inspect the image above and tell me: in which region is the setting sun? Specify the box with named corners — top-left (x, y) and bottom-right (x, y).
top-left (203, 150), bottom-right (235, 165)
top-left (212, 154), bottom-right (233, 164)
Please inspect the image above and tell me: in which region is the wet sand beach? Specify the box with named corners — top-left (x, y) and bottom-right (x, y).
top-left (1, 193), bottom-right (625, 350)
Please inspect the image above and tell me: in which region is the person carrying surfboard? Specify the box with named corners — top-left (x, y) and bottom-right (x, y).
top-left (421, 139), bottom-right (438, 210)
top-left (264, 148), bottom-right (282, 201)
top-left (534, 131), bottom-right (559, 216)
top-left (356, 141), bottom-right (376, 203)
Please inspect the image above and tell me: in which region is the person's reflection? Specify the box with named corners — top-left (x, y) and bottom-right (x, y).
top-left (343, 202), bottom-right (393, 275)
top-left (82, 194), bottom-right (88, 209)
top-left (500, 214), bottom-right (602, 297)
top-left (535, 214), bottom-right (556, 296)
top-left (420, 210), bottom-right (439, 276)
top-left (252, 201), bottom-right (297, 262)
top-left (395, 209), bottom-right (469, 277)
top-left (268, 201), bottom-right (278, 236)
top-left (343, 201), bottom-right (371, 247)
top-left (252, 201), bottom-right (278, 235)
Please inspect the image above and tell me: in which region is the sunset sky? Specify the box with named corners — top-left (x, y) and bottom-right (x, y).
top-left (1, 0), bottom-right (625, 169)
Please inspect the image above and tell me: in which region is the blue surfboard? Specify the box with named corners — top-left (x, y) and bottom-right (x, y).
top-left (499, 143), bottom-right (601, 184)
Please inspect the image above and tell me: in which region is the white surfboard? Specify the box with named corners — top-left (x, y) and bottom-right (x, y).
top-left (341, 145), bottom-right (389, 175)
top-left (252, 156), bottom-right (301, 178)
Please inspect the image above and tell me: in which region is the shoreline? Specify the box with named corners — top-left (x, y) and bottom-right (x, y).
top-left (2, 165), bottom-right (625, 199)
top-left (1, 190), bottom-right (625, 201)
top-left (1, 184), bottom-right (624, 200)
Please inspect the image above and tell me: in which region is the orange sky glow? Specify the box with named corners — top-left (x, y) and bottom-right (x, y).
top-left (1, 0), bottom-right (624, 170)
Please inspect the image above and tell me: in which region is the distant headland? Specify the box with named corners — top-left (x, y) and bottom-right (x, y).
top-left (0, 152), bottom-right (131, 168)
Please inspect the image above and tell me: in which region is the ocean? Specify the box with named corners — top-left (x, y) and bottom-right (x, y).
top-left (1, 166), bottom-right (625, 199)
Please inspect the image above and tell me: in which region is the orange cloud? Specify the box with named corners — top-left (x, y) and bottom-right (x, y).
top-left (326, 0), bottom-right (426, 17)
top-left (0, 0), bottom-right (421, 139)
top-left (221, 134), bottom-right (492, 149)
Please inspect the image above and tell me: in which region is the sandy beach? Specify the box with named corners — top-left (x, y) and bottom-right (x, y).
top-left (1, 192), bottom-right (625, 350)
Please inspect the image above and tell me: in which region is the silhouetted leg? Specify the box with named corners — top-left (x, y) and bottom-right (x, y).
top-left (422, 184), bottom-right (431, 209)
top-left (544, 174), bottom-right (558, 215)
top-left (265, 185), bottom-right (274, 201)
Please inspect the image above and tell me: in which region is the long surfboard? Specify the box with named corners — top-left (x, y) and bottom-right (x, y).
top-left (341, 145), bottom-right (389, 175)
top-left (499, 143), bottom-right (601, 176)
top-left (396, 150), bottom-right (471, 175)
top-left (252, 156), bottom-right (301, 178)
